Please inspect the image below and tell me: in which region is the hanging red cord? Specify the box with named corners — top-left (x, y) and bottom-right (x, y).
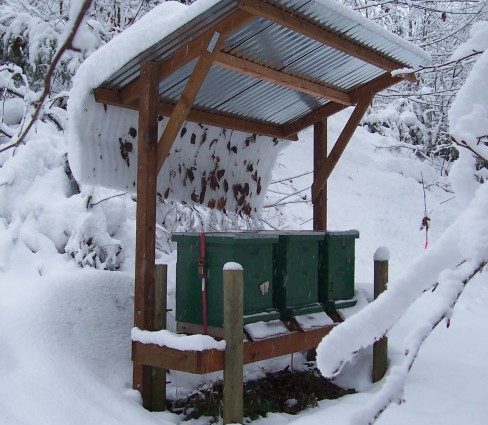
top-left (198, 232), bottom-right (208, 334)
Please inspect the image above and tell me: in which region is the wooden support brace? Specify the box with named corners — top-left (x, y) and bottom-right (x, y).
top-left (133, 61), bottom-right (160, 409)
top-left (283, 102), bottom-right (348, 137)
top-left (312, 94), bottom-right (373, 202)
top-left (282, 72), bottom-right (407, 137)
top-left (156, 20), bottom-right (247, 172)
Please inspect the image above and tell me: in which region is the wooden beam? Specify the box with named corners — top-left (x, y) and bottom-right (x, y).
top-left (350, 73), bottom-right (405, 102)
top-left (283, 101), bottom-right (348, 137)
top-left (132, 324), bottom-right (335, 374)
top-left (238, 0), bottom-right (416, 83)
top-left (133, 61), bottom-right (160, 409)
top-left (114, 10), bottom-right (255, 106)
top-left (94, 89), bottom-right (298, 141)
top-left (157, 102), bottom-right (298, 141)
top-left (313, 119), bottom-right (327, 231)
top-left (281, 72), bottom-right (405, 137)
top-left (312, 94), bottom-right (373, 201)
top-left (215, 52), bottom-right (353, 105)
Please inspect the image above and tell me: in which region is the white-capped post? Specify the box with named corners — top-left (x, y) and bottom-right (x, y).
top-left (373, 246), bottom-right (389, 383)
top-left (223, 262), bottom-right (244, 424)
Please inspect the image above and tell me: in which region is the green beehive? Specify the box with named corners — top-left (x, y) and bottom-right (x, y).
top-left (172, 232), bottom-right (280, 331)
top-left (273, 232), bottom-right (326, 320)
top-left (319, 230), bottom-right (359, 312)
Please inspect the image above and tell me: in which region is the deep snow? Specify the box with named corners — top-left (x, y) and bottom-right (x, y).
top-left (2, 106), bottom-right (481, 425)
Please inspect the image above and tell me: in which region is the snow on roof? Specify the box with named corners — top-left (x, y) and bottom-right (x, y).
top-left (67, 0), bottom-right (429, 213)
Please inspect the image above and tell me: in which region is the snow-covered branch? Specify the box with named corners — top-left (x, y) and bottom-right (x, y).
top-left (0, 0), bottom-right (92, 154)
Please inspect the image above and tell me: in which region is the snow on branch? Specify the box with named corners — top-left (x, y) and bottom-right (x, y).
top-left (349, 260), bottom-right (485, 425)
top-left (316, 181), bottom-right (488, 423)
top-left (0, 0), bottom-right (92, 155)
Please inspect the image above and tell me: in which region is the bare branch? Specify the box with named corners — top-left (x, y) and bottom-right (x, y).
top-left (0, 0), bottom-right (92, 155)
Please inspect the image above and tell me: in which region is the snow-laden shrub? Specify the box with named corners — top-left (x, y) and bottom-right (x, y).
top-left (0, 110), bottom-right (135, 272)
top-left (449, 21), bottom-right (488, 203)
top-left (363, 98), bottom-right (429, 150)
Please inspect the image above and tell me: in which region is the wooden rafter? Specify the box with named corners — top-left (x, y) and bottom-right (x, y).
top-left (214, 52), bottom-right (353, 105)
top-left (108, 10), bottom-right (255, 107)
top-left (350, 73), bottom-right (405, 102)
top-left (282, 72), bottom-right (407, 137)
top-left (311, 94), bottom-right (373, 201)
top-left (283, 102), bottom-right (348, 137)
top-left (94, 88), bottom-right (297, 141)
top-left (238, 0), bottom-right (416, 83)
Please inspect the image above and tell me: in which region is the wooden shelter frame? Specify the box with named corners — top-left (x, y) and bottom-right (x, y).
top-left (93, 0), bottom-right (413, 410)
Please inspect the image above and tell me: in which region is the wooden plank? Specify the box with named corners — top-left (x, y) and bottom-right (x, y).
top-left (133, 325), bottom-right (335, 374)
top-left (114, 10), bottom-right (255, 106)
top-left (215, 52), bottom-right (352, 105)
top-left (223, 267), bottom-right (244, 424)
top-left (238, 0), bottom-right (416, 83)
top-left (312, 94), bottom-right (373, 201)
top-left (94, 89), bottom-right (298, 141)
top-left (313, 119), bottom-right (327, 231)
top-left (133, 342), bottom-right (205, 374)
top-left (283, 102), bottom-right (347, 137)
top-left (133, 61), bottom-right (160, 409)
top-left (152, 264), bottom-right (168, 411)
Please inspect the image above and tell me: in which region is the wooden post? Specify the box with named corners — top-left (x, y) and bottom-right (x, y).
top-left (312, 95), bottom-right (373, 201)
top-left (313, 118), bottom-right (327, 231)
top-left (152, 264), bottom-right (168, 411)
top-left (223, 263), bottom-right (244, 424)
top-left (372, 247), bottom-right (389, 383)
top-left (133, 61), bottom-right (159, 409)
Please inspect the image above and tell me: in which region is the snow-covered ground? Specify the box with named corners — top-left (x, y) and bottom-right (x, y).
top-left (3, 105), bottom-right (486, 425)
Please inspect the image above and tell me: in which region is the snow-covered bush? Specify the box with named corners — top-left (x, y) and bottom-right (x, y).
top-left (342, 0), bottom-right (488, 161)
top-left (363, 98), bottom-right (429, 150)
top-left (449, 21), bottom-right (488, 202)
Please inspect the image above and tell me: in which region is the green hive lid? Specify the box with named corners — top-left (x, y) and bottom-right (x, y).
top-left (276, 231), bottom-right (327, 241)
top-left (325, 230), bottom-right (360, 239)
top-left (171, 231), bottom-right (279, 244)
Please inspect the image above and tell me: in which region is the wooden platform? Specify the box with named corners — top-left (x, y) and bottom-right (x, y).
top-left (132, 324), bottom-right (335, 374)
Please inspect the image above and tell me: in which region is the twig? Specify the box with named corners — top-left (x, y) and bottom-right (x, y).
top-left (259, 218), bottom-right (280, 230)
top-left (263, 199), bottom-right (311, 209)
top-left (265, 185), bottom-right (311, 207)
top-left (0, 0), bottom-right (92, 154)
top-left (440, 196), bottom-right (456, 205)
top-left (89, 192), bottom-right (127, 207)
top-left (451, 136), bottom-right (488, 162)
top-left (270, 171), bottom-right (313, 185)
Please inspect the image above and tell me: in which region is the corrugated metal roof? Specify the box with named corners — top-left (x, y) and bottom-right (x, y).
top-left (101, 0), bottom-right (429, 127)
